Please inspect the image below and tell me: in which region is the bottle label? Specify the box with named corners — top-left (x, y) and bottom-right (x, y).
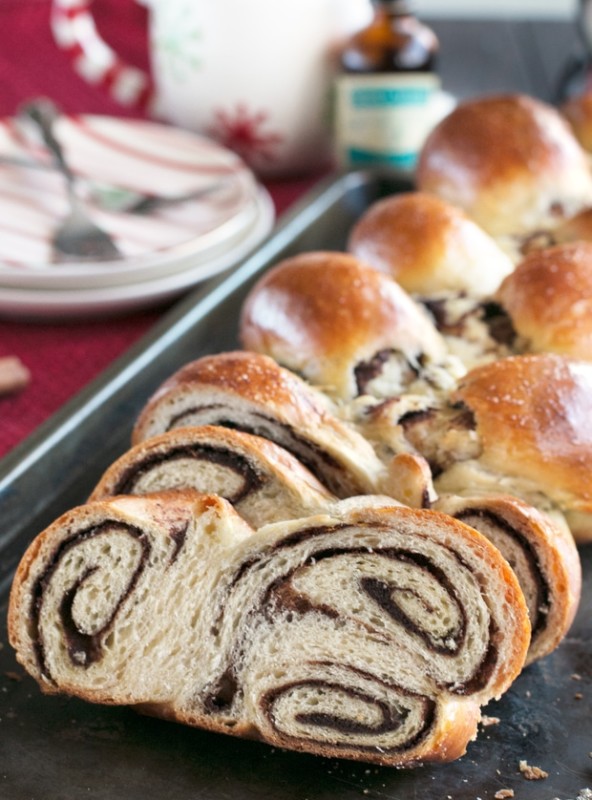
top-left (334, 72), bottom-right (441, 170)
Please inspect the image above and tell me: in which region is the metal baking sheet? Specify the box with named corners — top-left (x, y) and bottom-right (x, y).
top-left (0, 170), bottom-right (590, 800)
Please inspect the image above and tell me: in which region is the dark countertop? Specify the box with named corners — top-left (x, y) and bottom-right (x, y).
top-left (428, 16), bottom-right (581, 101)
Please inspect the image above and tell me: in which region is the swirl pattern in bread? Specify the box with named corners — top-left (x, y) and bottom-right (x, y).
top-left (8, 490), bottom-right (530, 767)
top-left (90, 424), bottom-right (339, 528)
top-left (433, 493), bottom-right (581, 664)
top-left (132, 351), bottom-right (393, 499)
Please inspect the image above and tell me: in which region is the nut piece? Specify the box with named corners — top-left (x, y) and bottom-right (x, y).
top-left (0, 356), bottom-right (30, 396)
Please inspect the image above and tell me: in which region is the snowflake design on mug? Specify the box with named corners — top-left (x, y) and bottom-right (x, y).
top-left (207, 104), bottom-right (284, 166)
top-left (154, 2), bottom-right (203, 83)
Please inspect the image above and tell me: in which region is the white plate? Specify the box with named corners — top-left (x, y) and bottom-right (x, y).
top-left (0, 115), bottom-right (263, 289)
top-left (0, 188), bottom-right (274, 319)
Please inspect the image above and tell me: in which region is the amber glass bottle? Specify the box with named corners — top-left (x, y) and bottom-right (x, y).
top-left (334, 0), bottom-right (440, 170)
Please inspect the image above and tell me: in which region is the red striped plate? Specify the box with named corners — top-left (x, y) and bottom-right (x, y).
top-left (0, 114), bottom-right (270, 291)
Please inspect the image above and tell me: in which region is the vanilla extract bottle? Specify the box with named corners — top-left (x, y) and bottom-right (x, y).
top-left (334, 0), bottom-right (440, 171)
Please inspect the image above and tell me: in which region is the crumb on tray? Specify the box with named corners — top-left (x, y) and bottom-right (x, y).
top-left (480, 715), bottom-right (501, 727)
top-left (518, 759), bottom-right (549, 780)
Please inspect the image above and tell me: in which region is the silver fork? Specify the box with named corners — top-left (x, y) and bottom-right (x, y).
top-left (18, 99), bottom-right (122, 262)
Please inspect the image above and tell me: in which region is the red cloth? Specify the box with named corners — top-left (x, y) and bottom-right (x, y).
top-left (0, 1), bottom-right (323, 459)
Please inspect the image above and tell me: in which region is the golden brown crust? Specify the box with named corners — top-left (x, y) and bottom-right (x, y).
top-left (416, 93), bottom-right (592, 237)
top-left (133, 351), bottom-right (335, 445)
top-left (150, 694), bottom-right (483, 767)
top-left (452, 354), bottom-right (592, 512)
top-left (496, 242), bottom-right (592, 358)
top-left (348, 191), bottom-right (513, 295)
top-left (561, 91), bottom-right (592, 152)
top-left (239, 251), bottom-right (447, 399)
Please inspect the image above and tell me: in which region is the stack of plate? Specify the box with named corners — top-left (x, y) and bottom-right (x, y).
top-left (0, 115), bottom-right (275, 318)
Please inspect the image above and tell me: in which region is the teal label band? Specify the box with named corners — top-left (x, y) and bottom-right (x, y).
top-left (347, 148), bottom-right (417, 168)
top-left (352, 87), bottom-right (432, 107)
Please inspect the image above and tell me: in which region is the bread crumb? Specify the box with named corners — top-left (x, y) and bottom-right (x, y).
top-left (494, 790), bottom-right (514, 799)
top-left (575, 692), bottom-right (584, 700)
top-left (571, 673), bottom-right (582, 681)
top-left (481, 715), bottom-right (501, 727)
top-left (519, 760), bottom-right (548, 780)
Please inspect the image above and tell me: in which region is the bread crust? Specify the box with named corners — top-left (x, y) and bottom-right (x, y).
top-left (417, 93), bottom-right (592, 237)
top-left (497, 242), bottom-right (592, 358)
top-left (239, 251), bottom-right (447, 399)
top-left (133, 350), bottom-right (338, 445)
top-left (348, 191), bottom-right (513, 295)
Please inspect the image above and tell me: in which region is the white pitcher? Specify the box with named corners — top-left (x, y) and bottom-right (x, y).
top-left (51, 0), bottom-right (373, 177)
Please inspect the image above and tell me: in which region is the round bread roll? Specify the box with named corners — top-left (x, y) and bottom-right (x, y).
top-left (240, 251), bottom-right (459, 400)
top-left (561, 91), bottom-right (592, 152)
top-left (8, 490), bottom-right (530, 767)
top-left (448, 354), bottom-right (592, 541)
top-left (416, 93), bottom-right (592, 238)
top-left (348, 191), bottom-right (513, 295)
top-left (496, 241), bottom-right (592, 359)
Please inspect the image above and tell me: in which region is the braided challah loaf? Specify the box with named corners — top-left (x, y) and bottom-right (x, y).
top-left (9, 88), bottom-right (589, 768)
top-left (8, 490), bottom-right (531, 767)
top-left (129, 349), bottom-right (581, 665)
top-left (90, 422), bottom-right (579, 666)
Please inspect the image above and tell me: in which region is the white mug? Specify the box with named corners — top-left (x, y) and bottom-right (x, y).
top-left (51, 0), bottom-right (373, 177)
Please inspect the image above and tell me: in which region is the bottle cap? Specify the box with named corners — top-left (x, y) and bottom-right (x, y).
top-left (371, 0), bottom-right (416, 12)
